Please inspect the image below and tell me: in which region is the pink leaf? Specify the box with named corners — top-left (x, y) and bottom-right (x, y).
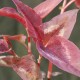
top-left (0, 39), bottom-right (10, 54)
top-left (12, 54), bottom-right (43, 80)
top-left (34, 0), bottom-right (62, 18)
top-left (42, 9), bottom-right (78, 44)
top-left (36, 36), bottom-right (80, 77)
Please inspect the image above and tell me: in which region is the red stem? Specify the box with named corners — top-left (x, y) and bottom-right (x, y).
top-left (37, 54), bottom-right (42, 66)
top-left (27, 32), bottom-right (32, 54)
top-left (47, 62), bottom-right (53, 80)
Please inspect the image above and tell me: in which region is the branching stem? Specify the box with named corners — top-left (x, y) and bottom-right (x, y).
top-left (61, 0), bottom-right (75, 14)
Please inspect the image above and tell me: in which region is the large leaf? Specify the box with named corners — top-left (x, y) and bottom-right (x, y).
top-left (12, 0), bottom-right (43, 41)
top-left (42, 9), bottom-right (78, 44)
top-left (36, 36), bottom-right (80, 77)
top-left (34, 0), bottom-right (62, 18)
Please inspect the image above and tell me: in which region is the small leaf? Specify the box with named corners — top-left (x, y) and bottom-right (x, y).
top-left (3, 34), bottom-right (26, 44)
top-left (0, 39), bottom-right (10, 54)
top-left (34, 0), bottom-right (62, 18)
top-left (13, 54), bottom-right (43, 80)
top-left (0, 54), bottom-right (43, 80)
top-left (0, 56), bottom-right (19, 67)
top-left (36, 36), bottom-right (80, 77)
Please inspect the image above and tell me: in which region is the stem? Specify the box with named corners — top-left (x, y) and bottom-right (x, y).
top-left (47, 62), bottom-right (53, 80)
top-left (61, 0), bottom-right (75, 14)
top-left (61, 0), bottom-right (67, 14)
top-left (27, 32), bottom-right (31, 54)
top-left (37, 54), bottom-right (42, 66)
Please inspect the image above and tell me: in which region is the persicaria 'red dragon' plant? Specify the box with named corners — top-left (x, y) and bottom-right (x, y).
top-left (0, 0), bottom-right (80, 80)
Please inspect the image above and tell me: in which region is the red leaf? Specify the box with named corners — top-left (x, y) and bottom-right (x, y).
top-left (0, 56), bottom-right (19, 67)
top-left (0, 54), bottom-right (43, 80)
top-left (0, 39), bottom-right (10, 54)
top-left (75, 0), bottom-right (80, 8)
top-left (0, 7), bottom-right (38, 39)
top-left (12, 0), bottom-right (42, 27)
top-left (12, 54), bottom-right (43, 80)
top-left (36, 36), bottom-right (80, 77)
top-left (42, 9), bottom-right (78, 44)
top-left (3, 34), bottom-right (26, 44)
top-left (34, 0), bottom-right (62, 18)
top-left (0, 7), bottom-right (26, 27)
top-left (12, 0), bottom-right (43, 40)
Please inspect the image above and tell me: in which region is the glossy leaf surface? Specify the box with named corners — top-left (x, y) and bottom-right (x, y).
top-left (37, 36), bottom-right (80, 77)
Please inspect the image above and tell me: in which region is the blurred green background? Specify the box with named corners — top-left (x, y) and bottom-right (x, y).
top-left (0, 0), bottom-right (80, 80)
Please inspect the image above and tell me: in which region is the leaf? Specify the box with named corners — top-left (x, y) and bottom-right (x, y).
top-left (0, 39), bottom-right (10, 54)
top-left (42, 9), bottom-right (78, 44)
top-left (0, 7), bottom-right (26, 26)
top-left (75, 0), bottom-right (80, 8)
top-left (0, 7), bottom-right (37, 39)
top-left (0, 55), bottom-right (19, 67)
top-left (2, 34), bottom-right (26, 44)
top-left (12, 54), bottom-right (43, 80)
top-left (12, 0), bottom-right (42, 27)
top-left (34, 0), bottom-right (62, 18)
top-left (0, 54), bottom-right (43, 80)
top-left (12, 0), bottom-right (43, 40)
top-left (36, 36), bottom-right (80, 77)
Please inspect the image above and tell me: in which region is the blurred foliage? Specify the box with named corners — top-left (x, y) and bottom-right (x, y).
top-left (0, 0), bottom-right (80, 80)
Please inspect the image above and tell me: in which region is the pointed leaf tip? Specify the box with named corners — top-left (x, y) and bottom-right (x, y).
top-left (42, 9), bottom-right (79, 44)
top-left (34, 0), bottom-right (62, 18)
